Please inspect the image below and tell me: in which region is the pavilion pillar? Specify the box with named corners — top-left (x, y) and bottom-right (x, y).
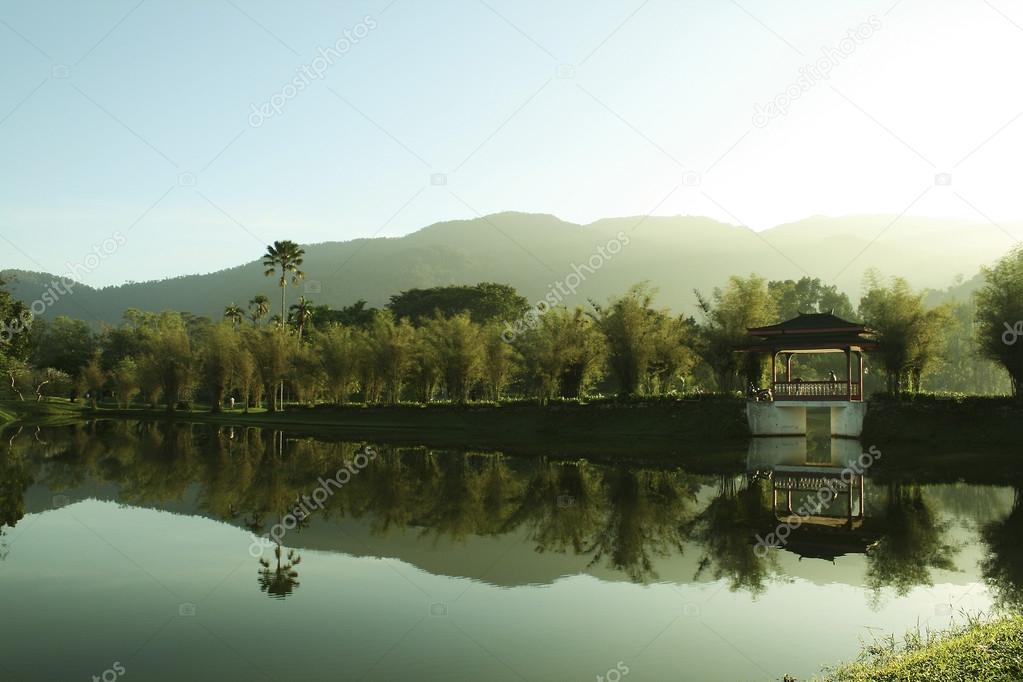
top-left (845, 348), bottom-right (852, 400)
top-left (771, 351), bottom-right (777, 384)
top-left (786, 354), bottom-right (793, 381)
top-left (858, 351), bottom-right (864, 402)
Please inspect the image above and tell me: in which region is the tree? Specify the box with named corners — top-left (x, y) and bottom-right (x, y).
top-left (481, 323), bottom-right (518, 401)
top-left (420, 313), bottom-right (483, 403)
top-left (30, 316), bottom-right (98, 379)
top-left (515, 307), bottom-right (603, 402)
top-left (556, 308), bottom-right (607, 399)
top-left (235, 348), bottom-right (259, 412)
top-left (695, 275), bottom-right (777, 392)
top-left (1, 357), bottom-right (29, 401)
top-left (363, 313), bottom-right (415, 404)
top-left (975, 247), bottom-right (1023, 398)
top-left (109, 357), bottom-right (139, 408)
top-left (200, 323), bottom-right (238, 412)
top-left (769, 277), bottom-right (855, 320)
top-left (224, 303), bottom-right (245, 328)
top-left (137, 313), bottom-right (196, 412)
top-left (290, 343), bottom-right (323, 405)
top-left (262, 241), bottom-right (306, 321)
top-left (247, 327), bottom-right (294, 412)
top-left (249, 295), bottom-right (271, 325)
top-left (387, 283), bottom-right (528, 326)
top-left (289, 296), bottom-right (314, 339)
top-left (0, 276), bottom-right (32, 363)
top-left (590, 284), bottom-right (666, 396)
top-left (313, 300), bottom-right (377, 329)
top-left (32, 367), bottom-right (72, 402)
top-left (646, 315), bottom-right (698, 395)
top-left (409, 328), bottom-right (443, 403)
top-left (78, 354), bottom-right (105, 409)
top-left (263, 240), bottom-right (306, 407)
top-left (859, 275), bottom-right (950, 394)
top-left (315, 326), bottom-right (361, 404)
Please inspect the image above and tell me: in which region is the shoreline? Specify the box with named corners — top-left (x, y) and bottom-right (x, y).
top-left (0, 397), bottom-right (750, 462)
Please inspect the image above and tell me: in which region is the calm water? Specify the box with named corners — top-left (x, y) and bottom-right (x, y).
top-left (0, 422), bottom-right (1020, 681)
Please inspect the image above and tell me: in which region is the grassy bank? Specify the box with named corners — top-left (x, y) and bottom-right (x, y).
top-left (813, 615), bottom-right (1023, 681)
top-left (0, 397), bottom-right (750, 460)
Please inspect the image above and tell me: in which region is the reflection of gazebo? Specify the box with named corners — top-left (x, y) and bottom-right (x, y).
top-left (741, 313), bottom-right (879, 402)
top-left (738, 313), bottom-right (879, 437)
top-left (748, 439), bottom-right (881, 561)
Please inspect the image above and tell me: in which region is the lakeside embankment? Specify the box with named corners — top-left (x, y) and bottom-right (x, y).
top-left (5, 394), bottom-right (1020, 461)
top-left (0, 397), bottom-right (751, 460)
top-left (863, 394), bottom-right (1022, 448)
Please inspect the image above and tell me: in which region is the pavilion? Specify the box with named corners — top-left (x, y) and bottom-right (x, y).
top-left (738, 312), bottom-right (879, 437)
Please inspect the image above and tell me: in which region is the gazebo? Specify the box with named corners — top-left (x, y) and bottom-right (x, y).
top-left (742, 312), bottom-right (879, 401)
top-left (739, 312), bottom-right (879, 437)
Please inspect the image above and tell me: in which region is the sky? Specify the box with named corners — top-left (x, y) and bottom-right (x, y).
top-left (1, 0), bottom-right (1022, 287)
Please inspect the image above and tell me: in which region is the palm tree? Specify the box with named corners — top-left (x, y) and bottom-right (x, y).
top-left (262, 241), bottom-right (305, 408)
top-left (224, 303), bottom-right (244, 328)
top-left (289, 296), bottom-right (315, 339)
top-left (262, 241), bottom-right (306, 322)
top-left (249, 295), bottom-right (270, 325)
top-left (257, 544), bottom-right (302, 599)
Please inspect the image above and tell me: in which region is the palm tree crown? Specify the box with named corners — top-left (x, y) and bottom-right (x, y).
top-left (290, 296), bottom-right (315, 338)
top-left (249, 294), bottom-right (271, 324)
top-left (224, 303), bottom-right (244, 327)
top-left (262, 240), bottom-right (306, 321)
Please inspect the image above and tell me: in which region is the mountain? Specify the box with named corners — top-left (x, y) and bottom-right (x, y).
top-left (3, 212), bottom-right (1019, 326)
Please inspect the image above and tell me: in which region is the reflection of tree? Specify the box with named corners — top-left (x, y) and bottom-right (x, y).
top-left (982, 488), bottom-right (1023, 610)
top-left (506, 459), bottom-right (604, 556)
top-left (502, 461), bottom-right (701, 582)
top-left (0, 440), bottom-right (32, 532)
top-left (685, 476), bottom-right (777, 596)
top-left (585, 467), bottom-right (698, 582)
top-left (15, 423), bottom-right (744, 586)
top-left (866, 483), bottom-right (957, 599)
top-left (258, 543), bottom-right (301, 599)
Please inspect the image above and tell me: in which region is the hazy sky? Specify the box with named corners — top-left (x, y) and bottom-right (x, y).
top-left (1, 0), bottom-right (1022, 286)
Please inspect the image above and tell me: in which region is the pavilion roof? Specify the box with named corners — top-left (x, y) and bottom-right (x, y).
top-left (747, 312), bottom-right (865, 336)
top-left (739, 312), bottom-right (878, 352)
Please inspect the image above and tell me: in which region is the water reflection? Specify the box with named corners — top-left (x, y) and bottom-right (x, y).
top-left (983, 488), bottom-right (1023, 609)
top-left (0, 421), bottom-right (1019, 610)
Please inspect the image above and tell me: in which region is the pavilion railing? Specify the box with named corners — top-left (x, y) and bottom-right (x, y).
top-left (771, 380), bottom-right (861, 401)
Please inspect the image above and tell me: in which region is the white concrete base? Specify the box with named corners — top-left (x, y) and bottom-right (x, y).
top-left (746, 401), bottom-right (866, 438)
top-left (831, 402), bottom-right (867, 438)
top-left (746, 401), bottom-right (806, 436)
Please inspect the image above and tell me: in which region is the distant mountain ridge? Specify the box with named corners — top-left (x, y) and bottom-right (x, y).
top-left (3, 211), bottom-right (1018, 326)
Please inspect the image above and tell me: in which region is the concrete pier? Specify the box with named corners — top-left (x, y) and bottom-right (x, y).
top-left (747, 400), bottom-right (867, 438)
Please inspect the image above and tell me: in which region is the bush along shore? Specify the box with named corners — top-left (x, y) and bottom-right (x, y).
top-left (862, 393), bottom-right (1023, 450)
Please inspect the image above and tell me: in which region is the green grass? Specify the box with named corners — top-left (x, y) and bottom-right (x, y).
top-left (816, 615), bottom-right (1023, 681)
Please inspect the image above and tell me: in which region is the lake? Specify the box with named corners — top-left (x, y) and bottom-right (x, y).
top-left (1, 421), bottom-right (1019, 681)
